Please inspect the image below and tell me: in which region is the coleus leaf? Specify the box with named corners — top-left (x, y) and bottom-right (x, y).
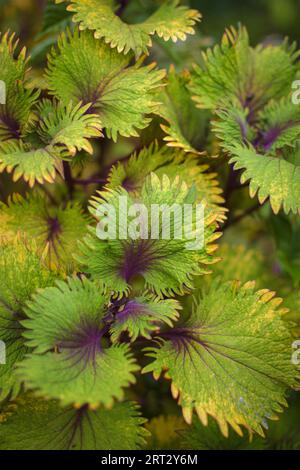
top-left (180, 416), bottom-right (265, 450)
top-left (0, 394), bottom-right (148, 450)
top-left (0, 99), bottom-right (102, 186)
top-left (189, 25), bottom-right (299, 114)
top-left (0, 31), bottom-right (39, 141)
top-left (46, 28), bottom-right (165, 140)
top-left (143, 279), bottom-right (298, 437)
top-left (107, 143), bottom-right (226, 223)
top-left (0, 239), bottom-right (57, 401)
top-left (213, 96), bottom-right (300, 215)
top-left (19, 277), bottom-right (139, 407)
top-left (55, 0), bottom-right (201, 57)
top-left (110, 295), bottom-right (181, 343)
top-left (0, 140), bottom-right (61, 187)
top-left (78, 173), bottom-right (221, 297)
top-left (228, 144), bottom-right (300, 215)
top-left (211, 243), bottom-right (268, 288)
top-left (214, 97), bottom-right (300, 154)
top-left (0, 192), bottom-right (90, 272)
top-left (255, 98), bottom-right (300, 153)
top-left (33, 99), bottom-right (103, 155)
top-left (157, 67), bottom-right (211, 154)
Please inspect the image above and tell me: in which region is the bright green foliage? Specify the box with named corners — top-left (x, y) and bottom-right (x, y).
top-left (0, 394), bottom-right (148, 450)
top-left (0, 140), bottom-right (61, 187)
top-left (56, 0), bottom-right (201, 57)
top-left (190, 25), bottom-right (300, 214)
top-left (157, 67), bottom-right (211, 153)
top-left (110, 295), bottom-right (181, 342)
top-left (0, 100), bottom-right (102, 186)
top-left (143, 280), bottom-right (297, 436)
top-left (78, 173), bottom-right (220, 297)
top-left (0, 31), bottom-right (102, 186)
top-left (33, 100), bottom-right (103, 155)
top-left (0, 240), bottom-right (57, 401)
top-left (107, 142), bottom-right (226, 222)
top-left (190, 26), bottom-right (299, 110)
top-left (228, 144), bottom-right (300, 214)
top-left (0, 192), bottom-right (90, 271)
top-left (19, 277), bottom-right (139, 407)
top-left (47, 28), bottom-right (166, 140)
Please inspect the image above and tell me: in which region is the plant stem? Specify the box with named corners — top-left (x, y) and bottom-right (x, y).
top-left (116, 0), bottom-right (129, 16)
top-left (73, 177), bottom-right (107, 186)
top-left (63, 161), bottom-right (74, 199)
top-left (223, 201), bottom-right (265, 230)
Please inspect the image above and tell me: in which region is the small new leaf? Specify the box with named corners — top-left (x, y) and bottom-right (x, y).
top-left (110, 295), bottom-right (181, 343)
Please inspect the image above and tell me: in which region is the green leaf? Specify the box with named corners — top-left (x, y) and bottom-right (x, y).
top-left (190, 25), bottom-right (299, 113)
top-left (256, 98), bottom-right (300, 153)
top-left (110, 295), bottom-right (180, 343)
top-left (0, 239), bottom-right (57, 401)
top-left (19, 277), bottom-right (139, 407)
top-left (157, 67), bottom-right (211, 153)
top-left (143, 279), bottom-right (297, 437)
top-left (56, 0), bottom-right (201, 57)
top-left (0, 99), bottom-right (102, 186)
top-left (78, 173), bottom-right (220, 297)
top-left (46, 29), bottom-right (165, 140)
top-left (0, 192), bottom-right (90, 272)
top-left (0, 140), bottom-right (61, 187)
top-left (34, 99), bottom-right (103, 155)
top-left (0, 31), bottom-right (39, 141)
top-left (107, 143), bottom-right (226, 223)
top-left (228, 143), bottom-right (300, 214)
top-left (0, 394), bottom-right (148, 450)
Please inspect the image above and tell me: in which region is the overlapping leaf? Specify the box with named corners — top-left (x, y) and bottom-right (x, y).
top-left (0, 31), bottom-right (39, 141)
top-left (180, 416), bottom-right (265, 450)
top-left (46, 28), bottom-right (165, 140)
top-left (190, 25), bottom-right (299, 112)
top-left (0, 99), bottom-right (102, 186)
top-left (0, 192), bottom-right (90, 271)
top-left (157, 67), bottom-right (211, 153)
top-left (107, 143), bottom-right (226, 223)
top-left (200, 27), bottom-right (300, 215)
